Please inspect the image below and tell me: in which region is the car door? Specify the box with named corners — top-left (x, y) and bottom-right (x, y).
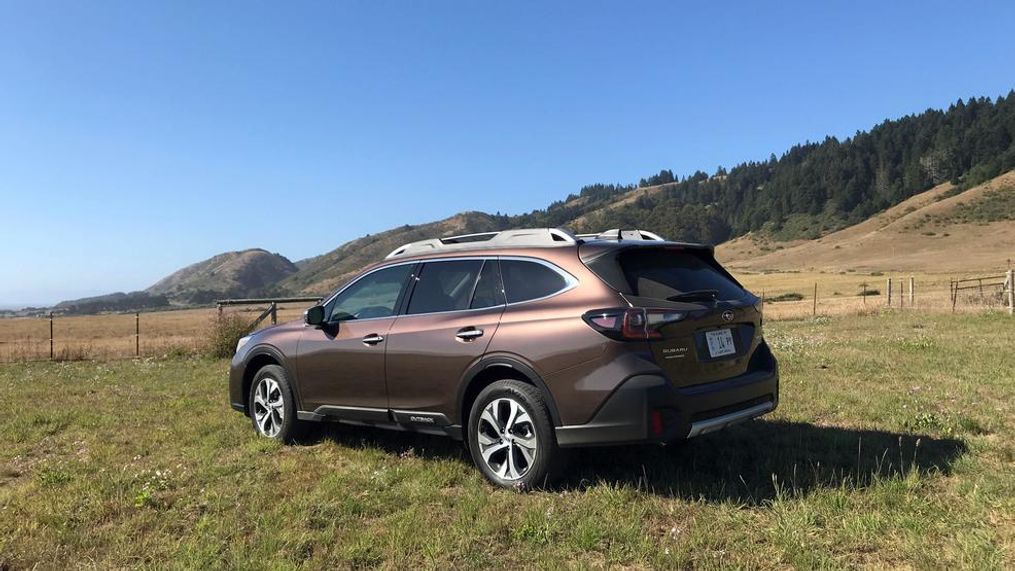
top-left (296, 263), bottom-right (416, 413)
top-left (385, 259), bottom-right (505, 419)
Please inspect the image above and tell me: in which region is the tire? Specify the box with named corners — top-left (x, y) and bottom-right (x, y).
top-left (248, 364), bottom-right (307, 444)
top-left (467, 380), bottom-right (564, 489)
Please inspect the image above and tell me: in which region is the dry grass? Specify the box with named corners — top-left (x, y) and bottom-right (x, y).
top-left (735, 269), bottom-right (1009, 320)
top-left (0, 305), bottom-right (308, 362)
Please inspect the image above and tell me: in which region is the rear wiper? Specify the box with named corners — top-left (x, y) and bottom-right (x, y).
top-left (666, 289), bottom-right (719, 302)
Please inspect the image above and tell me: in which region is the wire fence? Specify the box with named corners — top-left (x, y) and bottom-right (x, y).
top-left (1, 271), bottom-right (1011, 363)
top-left (0, 301), bottom-right (313, 363)
top-left (756, 270), bottom-right (1013, 320)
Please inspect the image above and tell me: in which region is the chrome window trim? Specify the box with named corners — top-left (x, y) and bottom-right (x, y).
top-left (320, 255), bottom-right (579, 322)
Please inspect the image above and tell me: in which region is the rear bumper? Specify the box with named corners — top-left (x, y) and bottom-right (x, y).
top-left (554, 361), bottom-right (778, 447)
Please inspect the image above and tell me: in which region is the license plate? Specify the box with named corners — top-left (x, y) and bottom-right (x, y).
top-left (705, 329), bottom-right (736, 358)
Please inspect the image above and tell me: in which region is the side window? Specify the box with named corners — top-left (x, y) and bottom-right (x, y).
top-left (500, 260), bottom-right (570, 304)
top-left (407, 260), bottom-right (483, 314)
top-left (470, 260), bottom-right (505, 309)
top-left (326, 264), bottom-right (413, 321)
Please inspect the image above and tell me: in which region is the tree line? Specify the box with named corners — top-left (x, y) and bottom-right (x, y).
top-left (505, 92), bottom-right (1015, 244)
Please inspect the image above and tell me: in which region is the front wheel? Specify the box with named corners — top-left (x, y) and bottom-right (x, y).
top-left (248, 364), bottom-right (306, 443)
top-left (467, 380), bottom-right (564, 489)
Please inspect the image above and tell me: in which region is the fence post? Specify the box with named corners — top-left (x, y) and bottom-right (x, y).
top-left (270, 302), bottom-right (278, 325)
top-left (49, 312), bottom-right (54, 360)
top-left (1002, 269), bottom-right (1010, 314)
top-left (887, 278), bottom-right (892, 306)
top-left (812, 283), bottom-right (817, 317)
top-left (899, 278), bottom-right (904, 309)
top-left (909, 276), bottom-right (915, 307)
top-left (135, 312), bottom-right (140, 357)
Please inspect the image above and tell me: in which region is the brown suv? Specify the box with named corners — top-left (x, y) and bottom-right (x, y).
top-left (229, 228), bottom-right (778, 487)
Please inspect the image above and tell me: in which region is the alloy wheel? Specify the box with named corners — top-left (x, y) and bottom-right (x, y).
top-left (476, 397), bottom-right (538, 480)
top-left (253, 377), bottom-right (285, 437)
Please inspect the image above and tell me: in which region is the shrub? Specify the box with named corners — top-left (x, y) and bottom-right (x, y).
top-left (766, 292), bottom-right (804, 302)
top-left (204, 313), bottom-right (254, 358)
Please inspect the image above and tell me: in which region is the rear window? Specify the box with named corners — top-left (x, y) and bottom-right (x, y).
top-left (608, 248), bottom-right (747, 302)
top-left (501, 260), bottom-right (570, 303)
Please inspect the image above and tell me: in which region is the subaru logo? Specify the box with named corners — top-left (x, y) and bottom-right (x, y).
top-left (721, 310), bottom-right (735, 322)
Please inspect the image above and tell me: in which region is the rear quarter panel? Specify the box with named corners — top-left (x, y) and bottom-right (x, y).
top-left (483, 250), bottom-right (660, 425)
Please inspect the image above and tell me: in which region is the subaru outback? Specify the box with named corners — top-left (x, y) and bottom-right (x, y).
top-left (229, 228), bottom-right (778, 488)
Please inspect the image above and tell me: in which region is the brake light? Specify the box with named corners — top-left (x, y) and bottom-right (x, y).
top-left (582, 308), bottom-right (686, 341)
top-left (650, 410), bottom-right (664, 436)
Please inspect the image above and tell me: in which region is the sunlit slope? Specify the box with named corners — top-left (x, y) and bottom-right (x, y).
top-left (716, 171), bottom-right (1015, 273)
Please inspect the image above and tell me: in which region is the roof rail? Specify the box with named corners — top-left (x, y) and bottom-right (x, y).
top-left (575, 229), bottom-right (666, 242)
top-left (384, 227), bottom-right (578, 259)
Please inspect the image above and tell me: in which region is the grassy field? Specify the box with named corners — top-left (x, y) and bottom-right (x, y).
top-left (1, 312), bottom-right (1012, 568)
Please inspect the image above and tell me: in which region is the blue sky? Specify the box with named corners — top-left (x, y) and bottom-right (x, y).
top-left (2, 1), bottom-right (1014, 306)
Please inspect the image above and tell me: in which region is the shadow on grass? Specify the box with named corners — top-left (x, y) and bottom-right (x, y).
top-left (302, 423), bottom-right (467, 462)
top-left (564, 420), bottom-right (967, 504)
top-left (302, 419), bottom-right (966, 504)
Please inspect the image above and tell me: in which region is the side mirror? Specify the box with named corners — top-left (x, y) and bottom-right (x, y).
top-left (304, 305), bottom-right (326, 326)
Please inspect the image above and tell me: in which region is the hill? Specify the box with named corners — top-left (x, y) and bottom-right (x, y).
top-left (716, 171), bottom-right (1015, 272)
top-left (55, 291), bottom-right (170, 315)
top-left (280, 212), bottom-right (507, 294)
top-left (146, 248), bottom-right (297, 305)
top-left (502, 93), bottom-right (1015, 245)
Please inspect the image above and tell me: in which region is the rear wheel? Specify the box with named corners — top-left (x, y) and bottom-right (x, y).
top-left (248, 364), bottom-right (306, 443)
top-left (467, 380), bottom-right (563, 489)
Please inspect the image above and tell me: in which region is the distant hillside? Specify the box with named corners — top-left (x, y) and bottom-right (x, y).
top-left (716, 170), bottom-right (1015, 272)
top-left (55, 291), bottom-right (170, 314)
top-left (281, 212), bottom-right (507, 294)
top-left (146, 248), bottom-right (297, 305)
top-left (506, 93), bottom-right (1015, 245)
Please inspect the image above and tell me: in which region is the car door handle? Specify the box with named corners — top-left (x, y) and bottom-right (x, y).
top-left (362, 334), bottom-right (385, 345)
top-left (455, 328), bottom-right (484, 341)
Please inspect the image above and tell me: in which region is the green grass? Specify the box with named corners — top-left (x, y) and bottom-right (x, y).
top-left (1, 312), bottom-right (1012, 568)
top-left (915, 184), bottom-right (1015, 229)
top-left (765, 292), bottom-right (805, 303)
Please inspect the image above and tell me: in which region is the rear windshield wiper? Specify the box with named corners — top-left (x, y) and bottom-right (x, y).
top-left (666, 289), bottom-right (720, 302)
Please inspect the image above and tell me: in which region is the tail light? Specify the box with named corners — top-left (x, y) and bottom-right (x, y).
top-left (582, 308), bottom-right (686, 341)
top-left (650, 410), bottom-right (664, 436)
